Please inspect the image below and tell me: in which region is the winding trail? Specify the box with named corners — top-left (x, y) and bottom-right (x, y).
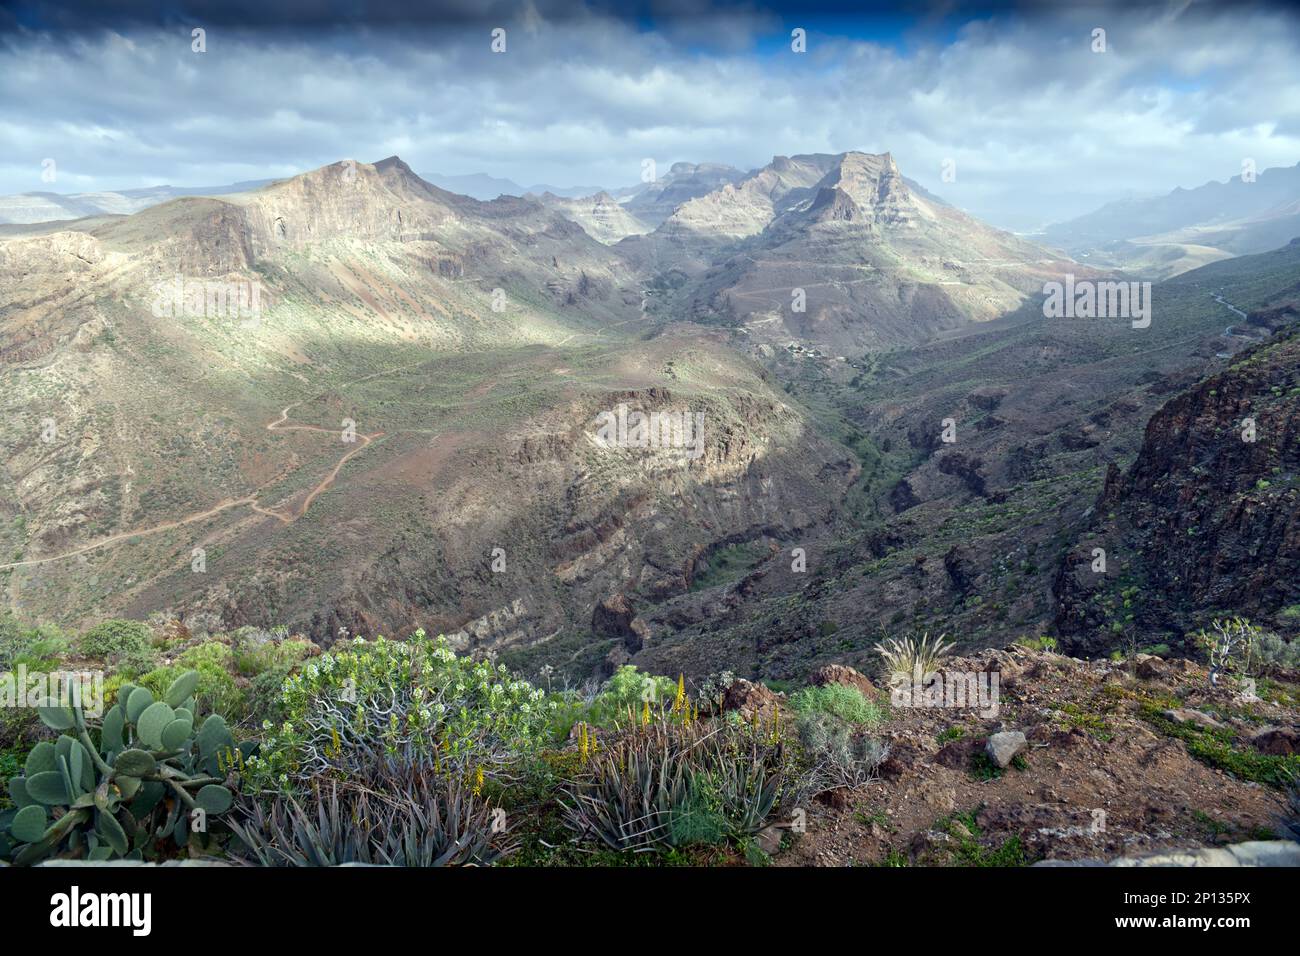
top-left (0, 368), bottom-right (406, 571)
top-left (0, 497), bottom-right (258, 569)
top-left (0, 338), bottom-right (578, 572)
top-left (252, 403), bottom-right (383, 523)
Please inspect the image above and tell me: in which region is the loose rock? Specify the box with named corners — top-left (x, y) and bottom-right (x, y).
top-left (986, 730), bottom-right (1028, 768)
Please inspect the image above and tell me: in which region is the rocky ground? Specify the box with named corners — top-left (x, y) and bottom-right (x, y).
top-left (765, 644), bottom-right (1299, 866)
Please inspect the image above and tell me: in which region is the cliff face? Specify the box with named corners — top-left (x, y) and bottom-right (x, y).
top-left (1055, 324), bottom-right (1300, 654)
top-left (640, 151), bottom-right (1080, 355)
top-left (659, 153), bottom-right (837, 240)
top-left (535, 192), bottom-right (651, 244)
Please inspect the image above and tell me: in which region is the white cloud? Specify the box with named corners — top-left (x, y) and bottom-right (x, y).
top-left (0, 5), bottom-right (1297, 229)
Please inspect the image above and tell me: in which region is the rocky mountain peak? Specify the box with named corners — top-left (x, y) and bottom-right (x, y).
top-left (373, 155), bottom-right (416, 176)
top-left (810, 151), bottom-right (914, 222)
top-left (233, 156), bottom-right (463, 249)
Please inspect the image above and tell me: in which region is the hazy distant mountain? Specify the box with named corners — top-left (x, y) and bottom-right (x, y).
top-left (422, 172), bottom-right (611, 200)
top-left (1039, 161), bottom-right (1300, 278)
top-left (0, 171), bottom-right (614, 225)
top-left (525, 182), bottom-right (611, 199)
top-left (619, 162), bottom-right (747, 227)
top-left (532, 191), bottom-right (652, 243)
top-left (417, 171), bottom-right (528, 199)
top-left (0, 179), bottom-right (277, 224)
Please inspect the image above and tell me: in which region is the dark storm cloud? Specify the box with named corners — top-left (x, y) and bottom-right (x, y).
top-left (0, 0), bottom-right (1165, 37)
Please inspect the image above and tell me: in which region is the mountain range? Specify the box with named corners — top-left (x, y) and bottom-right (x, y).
top-left (0, 180), bottom-right (278, 227)
top-left (11, 156), bottom-right (1299, 289)
top-left (1038, 161), bottom-right (1300, 279)
top-left (1, 150), bottom-right (1298, 683)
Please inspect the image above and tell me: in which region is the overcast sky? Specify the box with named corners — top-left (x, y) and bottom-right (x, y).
top-left (2, 0), bottom-right (1299, 230)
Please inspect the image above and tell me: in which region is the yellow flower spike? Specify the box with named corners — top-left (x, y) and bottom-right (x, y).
top-left (473, 766), bottom-right (484, 796)
top-left (674, 674), bottom-right (685, 714)
top-left (642, 699), bottom-right (651, 727)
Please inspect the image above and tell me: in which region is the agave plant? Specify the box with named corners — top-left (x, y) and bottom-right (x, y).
top-left (228, 755), bottom-right (511, 866)
top-left (874, 632), bottom-right (955, 685)
top-left (560, 716), bottom-right (789, 853)
top-left (0, 670), bottom-right (248, 865)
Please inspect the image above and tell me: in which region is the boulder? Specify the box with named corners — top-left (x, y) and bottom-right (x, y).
top-left (755, 825), bottom-right (784, 855)
top-left (1035, 841), bottom-right (1300, 868)
top-left (1134, 654), bottom-right (1168, 680)
top-left (986, 730), bottom-right (1028, 768)
top-left (814, 786), bottom-right (853, 810)
top-left (721, 678), bottom-right (781, 720)
top-left (1162, 708), bottom-right (1226, 731)
top-left (908, 828), bottom-right (955, 864)
top-left (809, 663), bottom-right (877, 698)
top-left (936, 736), bottom-right (982, 769)
top-left (1250, 726), bottom-right (1299, 756)
top-left (877, 740), bottom-right (920, 780)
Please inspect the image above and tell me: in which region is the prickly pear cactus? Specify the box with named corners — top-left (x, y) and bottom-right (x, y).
top-left (0, 670), bottom-right (254, 865)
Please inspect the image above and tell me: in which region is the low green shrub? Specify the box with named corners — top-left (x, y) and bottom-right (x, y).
top-left (77, 619), bottom-right (153, 661)
top-left (0, 616), bottom-right (70, 671)
top-left (1255, 630), bottom-right (1300, 676)
top-left (927, 810), bottom-right (1033, 866)
top-left (789, 684), bottom-right (884, 726)
top-left (795, 711), bottom-right (889, 790)
top-left (246, 665), bottom-right (295, 727)
top-left (232, 634), bottom-right (316, 677)
top-left (139, 642), bottom-right (245, 722)
top-left (0, 746), bottom-right (23, 810)
top-left (581, 665), bottom-right (678, 728)
top-left (76, 619), bottom-right (156, 674)
top-left (1015, 635), bottom-right (1058, 652)
top-left (1141, 703), bottom-right (1300, 787)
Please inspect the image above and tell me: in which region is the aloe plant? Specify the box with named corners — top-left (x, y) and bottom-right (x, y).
top-left (0, 670), bottom-right (250, 865)
top-left (228, 755), bottom-right (511, 866)
top-left (560, 717), bottom-right (790, 853)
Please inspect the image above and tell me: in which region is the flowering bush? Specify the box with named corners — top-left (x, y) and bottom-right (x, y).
top-left (246, 631), bottom-right (556, 791)
top-left (553, 665), bottom-right (679, 733)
